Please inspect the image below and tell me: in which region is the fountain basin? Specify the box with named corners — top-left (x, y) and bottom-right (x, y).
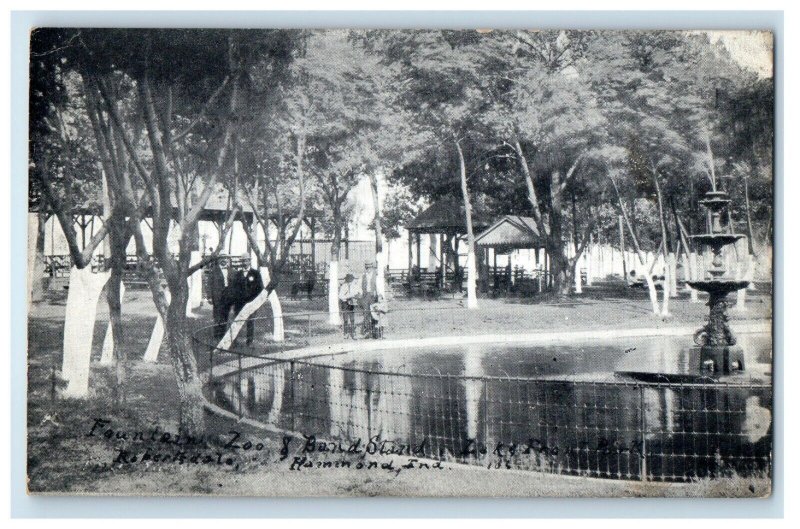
top-left (688, 279), bottom-right (750, 295)
top-left (690, 233), bottom-right (745, 247)
top-left (693, 344), bottom-right (746, 374)
top-left (698, 198), bottom-right (732, 210)
top-left (701, 191), bottom-right (731, 200)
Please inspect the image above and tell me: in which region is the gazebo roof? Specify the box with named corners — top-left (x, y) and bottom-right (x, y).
top-left (475, 215), bottom-right (542, 252)
top-left (407, 197), bottom-right (491, 234)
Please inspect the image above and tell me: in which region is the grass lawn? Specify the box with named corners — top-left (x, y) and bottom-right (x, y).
top-left (26, 281), bottom-right (772, 496)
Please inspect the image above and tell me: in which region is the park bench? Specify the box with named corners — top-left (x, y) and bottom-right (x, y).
top-left (629, 274), bottom-right (666, 290)
top-left (405, 271), bottom-right (442, 298)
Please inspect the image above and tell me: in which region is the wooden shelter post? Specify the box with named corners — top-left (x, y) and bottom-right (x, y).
top-left (310, 218), bottom-right (316, 274)
top-left (493, 248), bottom-right (498, 289)
top-left (416, 232), bottom-right (421, 270)
top-left (536, 247), bottom-right (543, 292)
top-left (439, 233), bottom-right (445, 289)
top-left (298, 221), bottom-right (305, 272)
top-left (407, 228), bottom-right (413, 281)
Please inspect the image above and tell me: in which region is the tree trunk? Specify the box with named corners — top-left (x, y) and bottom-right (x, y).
top-left (454, 139), bottom-right (478, 309)
top-left (217, 289), bottom-right (268, 349)
top-left (328, 216), bottom-right (342, 325)
top-left (585, 234), bottom-right (594, 286)
top-left (216, 266), bottom-right (284, 347)
top-left (549, 170), bottom-right (574, 298)
top-left (573, 258), bottom-right (582, 293)
top-left (660, 256), bottom-right (671, 317)
top-left (101, 279), bottom-right (125, 365)
top-left (668, 251), bottom-right (678, 298)
top-left (165, 296), bottom-right (206, 437)
top-left (30, 210), bottom-right (48, 303)
top-left (636, 255), bottom-right (659, 316)
top-left (644, 271), bottom-right (660, 315)
top-left (609, 176), bottom-right (661, 314)
top-left (186, 250), bottom-right (204, 315)
top-left (571, 192), bottom-right (583, 294)
top-left (652, 172), bottom-right (671, 316)
top-left (100, 224), bottom-right (132, 405)
top-left (106, 267), bottom-right (127, 406)
top-left (167, 324), bottom-right (205, 437)
top-left (368, 173), bottom-right (386, 298)
top-left (550, 245), bottom-right (571, 297)
top-left (143, 288), bottom-right (170, 363)
top-left (267, 287), bottom-right (285, 342)
top-left (61, 266), bottom-right (111, 398)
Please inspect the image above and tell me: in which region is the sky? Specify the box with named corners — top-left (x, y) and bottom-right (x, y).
top-left (706, 30), bottom-right (774, 79)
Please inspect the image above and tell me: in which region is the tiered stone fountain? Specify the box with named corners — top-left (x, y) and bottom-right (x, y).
top-left (688, 190), bottom-right (749, 375)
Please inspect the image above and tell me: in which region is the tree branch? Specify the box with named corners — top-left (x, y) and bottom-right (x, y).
top-left (512, 138), bottom-right (550, 238)
top-left (170, 76), bottom-right (231, 143)
top-left (187, 205), bottom-right (240, 276)
top-left (557, 150), bottom-right (588, 195)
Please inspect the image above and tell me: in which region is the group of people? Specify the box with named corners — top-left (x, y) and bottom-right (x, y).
top-left (338, 261), bottom-right (387, 339)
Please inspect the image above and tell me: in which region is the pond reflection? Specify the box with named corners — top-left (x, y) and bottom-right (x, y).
top-left (214, 334), bottom-right (772, 481)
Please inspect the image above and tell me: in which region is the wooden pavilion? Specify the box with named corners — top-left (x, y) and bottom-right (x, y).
top-left (474, 215), bottom-right (549, 294)
top-left (32, 183), bottom-right (325, 280)
top-left (405, 196), bottom-right (491, 293)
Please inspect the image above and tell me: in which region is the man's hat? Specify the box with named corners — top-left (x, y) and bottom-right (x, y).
top-left (344, 273), bottom-right (356, 281)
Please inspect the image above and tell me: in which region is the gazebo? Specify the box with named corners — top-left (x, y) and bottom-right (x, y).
top-left (474, 215), bottom-right (548, 294)
top-left (405, 196), bottom-right (491, 291)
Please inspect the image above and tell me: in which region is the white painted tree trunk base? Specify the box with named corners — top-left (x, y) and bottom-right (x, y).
top-left (585, 245), bottom-right (594, 286)
top-left (645, 276), bottom-right (660, 316)
top-left (261, 267), bottom-right (284, 342)
top-left (681, 253), bottom-right (691, 291)
top-left (637, 254), bottom-right (661, 316)
top-left (100, 281), bottom-right (126, 365)
top-left (466, 250), bottom-right (478, 309)
top-left (660, 255), bottom-right (671, 316)
top-left (216, 267), bottom-right (284, 349)
top-left (61, 266), bottom-right (111, 398)
top-left (660, 275), bottom-right (671, 317)
top-left (143, 289), bottom-right (170, 363)
top-left (268, 290), bottom-right (285, 342)
top-left (667, 252), bottom-right (678, 298)
top-left (186, 251), bottom-right (203, 316)
top-left (376, 250), bottom-right (387, 298)
top-left (328, 260), bottom-right (341, 325)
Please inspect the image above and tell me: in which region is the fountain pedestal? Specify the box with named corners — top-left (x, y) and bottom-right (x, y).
top-left (688, 191), bottom-right (748, 376)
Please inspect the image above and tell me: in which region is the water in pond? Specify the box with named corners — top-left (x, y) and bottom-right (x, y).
top-left (328, 333), bottom-right (772, 379)
top-left (214, 333), bottom-right (772, 481)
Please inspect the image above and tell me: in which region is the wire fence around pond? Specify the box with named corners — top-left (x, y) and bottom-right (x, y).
top-left (192, 312), bottom-right (773, 483)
